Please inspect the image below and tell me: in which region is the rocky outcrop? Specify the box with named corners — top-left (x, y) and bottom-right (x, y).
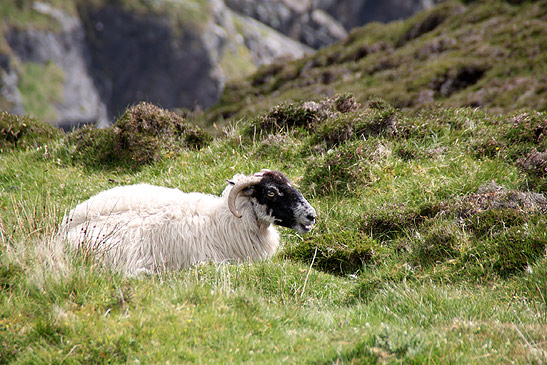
top-left (78, 4), bottom-right (225, 123)
top-left (225, 0), bottom-right (438, 48)
top-left (225, 0), bottom-right (348, 48)
top-left (227, 11), bottom-right (312, 66)
top-left (318, 0), bottom-right (437, 29)
top-left (6, 2), bottom-right (108, 128)
top-left (1, 0), bottom-right (311, 128)
top-left (0, 54), bottom-right (24, 116)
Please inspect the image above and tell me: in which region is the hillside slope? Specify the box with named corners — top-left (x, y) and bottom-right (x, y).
top-left (209, 0), bottom-right (546, 124)
top-left (1, 0), bottom-right (547, 363)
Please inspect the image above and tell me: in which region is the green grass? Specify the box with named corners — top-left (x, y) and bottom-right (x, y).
top-left (2, 0), bottom-right (547, 361)
top-left (17, 61), bottom-right (65, 123)
top-left (1, 97), bottom-right (547, 362)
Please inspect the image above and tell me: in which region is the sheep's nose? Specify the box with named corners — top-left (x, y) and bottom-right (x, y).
top-left (306, 214), bottom-right (316, 224)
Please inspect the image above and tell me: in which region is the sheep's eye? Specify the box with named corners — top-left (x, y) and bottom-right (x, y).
top-left (267, 191), bottom-right (276, 198)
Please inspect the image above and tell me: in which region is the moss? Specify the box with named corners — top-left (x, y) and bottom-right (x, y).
top-left (218, 41), bottom-right (257, 82)
top-left (18, 61), bottom-right (65, 123)
top-left (284, 231), bottom-right (386, 276)
top-left (0, 0), bottom-right (79, 32)
top-left (311, 97), bottom-right (396, 149)
top-left (0, 263), bottom-right (24, 291)
top-left (245, 101), bottom-right (324, 138)
top-left (302, 141), bottom-right (378, 195)
top-left (67, 102), bottom-right (211, 169)
top-left (0, 111), bottom-right (63, 151)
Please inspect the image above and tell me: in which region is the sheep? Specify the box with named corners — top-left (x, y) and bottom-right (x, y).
top-left (60, 169), bottom-right (316, 275)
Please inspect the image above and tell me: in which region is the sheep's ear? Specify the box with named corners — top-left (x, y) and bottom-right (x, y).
top-left (227, 179), bottom-right (235, 185)
top-left (240, 186), bottom-right (255, 196)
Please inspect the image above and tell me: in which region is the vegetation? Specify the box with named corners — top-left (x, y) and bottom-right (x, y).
top-left (17, 61), bottom-right (65, 123)
top-left (0, 111), bottom-right (62, 152)
top-left (1, 0), bottom-right (547, 362)
top-left (207, 0), bottom-right (546, 125)
top-left (2, 91), bottom-right (547, 362)
top-left (63, 102), bottom-right (212, 170)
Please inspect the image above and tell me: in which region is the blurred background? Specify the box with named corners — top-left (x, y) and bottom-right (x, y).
top-left (0, 0), bottom-right (441, 129)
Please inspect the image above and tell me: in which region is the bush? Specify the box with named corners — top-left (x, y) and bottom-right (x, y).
top-left (311, 99), bottom-right (396, 149)
top-left (245, 101), bottom-right (326, 138)
top-left (410, 221), bottom-right (462, 267)
top-left (303, 140), bottom-right (392, 195)
top-left (0, 111), bottom-right (62, 151)
top-left (284, 231), bottom-right (386, 276)
top-left (245, 93), bottom-right (364, 139)
top-left (67, 102), bottom-right (211, 169)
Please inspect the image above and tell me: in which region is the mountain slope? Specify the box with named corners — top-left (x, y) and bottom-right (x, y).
top-left (208, 0), bottom-right (546, 124)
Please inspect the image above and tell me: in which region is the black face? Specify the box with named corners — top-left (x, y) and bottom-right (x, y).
top-left (247, 171), bottom-right (316, 233)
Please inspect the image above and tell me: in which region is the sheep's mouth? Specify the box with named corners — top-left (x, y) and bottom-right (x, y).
top-left (297, 223), bottom-right (313, 233)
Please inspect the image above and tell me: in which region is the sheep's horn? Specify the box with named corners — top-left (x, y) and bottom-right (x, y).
top-left (228, 176), bottom-right (263, 218)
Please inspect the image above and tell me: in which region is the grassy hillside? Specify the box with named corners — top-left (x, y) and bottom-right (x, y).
top-left (1, 0), bottom-right (547, 363)
top-left (1, 93), bottom-right (547, 362)
top-left (207, 0), bottom-right (546, 125)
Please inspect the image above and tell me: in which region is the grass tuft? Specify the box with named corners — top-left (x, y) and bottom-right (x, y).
top-left (0, 111), bottom-right (63, 151)
top-left (283, 231), bottom-right (387, 276)
top-left (62, 102), bottom-right (212, 170)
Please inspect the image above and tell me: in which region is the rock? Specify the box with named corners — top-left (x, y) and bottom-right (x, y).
top-left (0, 54), bottom-right (24, 116)
top-left (7, 2), bottom-right (108, 129)
top-left (225, 0), bottom-right (348, 48)
top-left (225, 0), bottom-right (438, 48)
top-left (78, 3), bottom-right (225, 123)
top-left (228, 11), bottom-right (312, 66)
top-left (2, 0), bottom-right (311, 127)
top-left (318, 0), bottom-right (437, 29)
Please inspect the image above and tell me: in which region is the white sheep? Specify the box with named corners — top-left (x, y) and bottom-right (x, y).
top-left (61, 170), bottom-right (316, 275)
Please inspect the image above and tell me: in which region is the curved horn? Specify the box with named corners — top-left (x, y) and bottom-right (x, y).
top-left (228, 176), bottom-right (263, 218)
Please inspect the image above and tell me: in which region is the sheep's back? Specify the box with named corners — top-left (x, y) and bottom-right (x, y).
top-left (64, 184), bottom-right (222, 227)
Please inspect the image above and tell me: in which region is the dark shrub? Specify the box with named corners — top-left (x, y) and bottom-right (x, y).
top-left (68, 102), bottom-right (211, 169)
top-left (246, 101), bottom-right (327, 138)
top-left (302, 141), bottom-right (371, 195)
top-left (0, 111), bottom-right (62, 151)
top-left (284, 231), bottom-right (385, 276)
top-left (245, 93), bottom-right (365, 139)
top-left (312, 99), bottom-right (396, 149)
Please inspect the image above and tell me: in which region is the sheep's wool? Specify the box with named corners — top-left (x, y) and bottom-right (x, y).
top-left (62, 182), bottom-right (279, 275)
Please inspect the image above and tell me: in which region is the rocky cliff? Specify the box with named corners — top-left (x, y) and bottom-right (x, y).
top-left (224, 0), bottom-right (438, 48)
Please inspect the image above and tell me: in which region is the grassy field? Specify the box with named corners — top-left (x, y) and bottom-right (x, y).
top-left (2, 0), bottom-right (547, 362)
top-left (1, 97), bottom-right (546, 363)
